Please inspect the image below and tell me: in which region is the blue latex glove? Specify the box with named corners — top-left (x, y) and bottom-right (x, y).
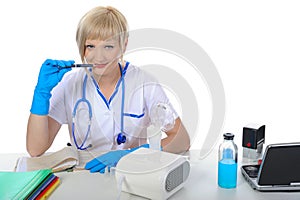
top-left (85, 144), bottom-right (149, 173)
top-left (30, 59), bottom-right (74, 115)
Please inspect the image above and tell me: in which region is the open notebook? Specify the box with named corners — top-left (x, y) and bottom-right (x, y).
top-left (241, 142), bottom-right (300, 191)
top-left (15, 146), bottom-right (105, 172)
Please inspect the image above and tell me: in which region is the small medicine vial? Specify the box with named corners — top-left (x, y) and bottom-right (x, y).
top-left (218, 133), bottom-right (238, 189)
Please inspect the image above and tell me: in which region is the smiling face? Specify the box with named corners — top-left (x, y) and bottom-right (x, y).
top-left (76, 6), bottom-right (129, 70)
top-left (84, 38), bottom-right (123, 77)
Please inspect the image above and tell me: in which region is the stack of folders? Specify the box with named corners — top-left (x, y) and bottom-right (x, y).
top-left (0, 169), bottom-right (60, 200)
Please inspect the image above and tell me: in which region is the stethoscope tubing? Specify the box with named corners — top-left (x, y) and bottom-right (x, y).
top-left (72, 62), bottom-right (129, 149)
top-left (72, 75), bottom-right (93, 150)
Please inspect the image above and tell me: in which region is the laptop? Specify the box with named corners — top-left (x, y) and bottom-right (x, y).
top-left (241, 142), bottom-right (300, 191)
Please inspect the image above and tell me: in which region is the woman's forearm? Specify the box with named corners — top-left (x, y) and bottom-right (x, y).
top-left (161, 118), bottom-right (190, 154)
top-left (26, 114), bottom-right (55, 157)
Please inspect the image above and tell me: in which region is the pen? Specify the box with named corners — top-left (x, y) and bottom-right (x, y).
top-left (61, 64), bottom-right (94, 68)
top-left (71, 64), bottom-right (93, 68)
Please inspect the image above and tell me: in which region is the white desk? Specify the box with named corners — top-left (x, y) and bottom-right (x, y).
top-left (1, 150), bottom-right (300, 200)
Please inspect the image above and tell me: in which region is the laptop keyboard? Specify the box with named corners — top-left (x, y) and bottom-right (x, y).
top-left (242, 165), bottom-right (260, 178)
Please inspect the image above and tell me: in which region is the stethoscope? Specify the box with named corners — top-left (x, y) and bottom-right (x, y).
top-left (72, 62), bottom-right (129, 150)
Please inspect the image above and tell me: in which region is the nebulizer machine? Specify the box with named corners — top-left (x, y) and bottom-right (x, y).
top-left (114, 103), bottom-right (190, 199)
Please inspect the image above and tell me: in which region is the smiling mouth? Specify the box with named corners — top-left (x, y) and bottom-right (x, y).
top-left (94, 64), bottom-right (107, 68)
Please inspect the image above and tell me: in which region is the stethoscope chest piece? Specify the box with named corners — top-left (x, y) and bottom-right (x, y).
top-left (117, 132), bottom-right (126, 145)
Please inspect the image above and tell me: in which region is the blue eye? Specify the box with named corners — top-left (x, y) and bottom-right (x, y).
top-left (105, 45), bottom-right (114, 49)
top-left (86, 44), bottom-right (95, 49)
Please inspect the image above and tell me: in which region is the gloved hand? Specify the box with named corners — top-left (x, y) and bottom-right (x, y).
top-left (30, 59), bottom-right (74, 115)
top-left (85, 144), bottom-right (149, 173)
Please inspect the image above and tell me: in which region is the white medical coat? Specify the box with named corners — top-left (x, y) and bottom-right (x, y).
top-left (49, 62), bottom-right (178, 151)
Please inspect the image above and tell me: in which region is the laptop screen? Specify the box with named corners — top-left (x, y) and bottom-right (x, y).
top-left (258, 143), bottom-right (300, 185)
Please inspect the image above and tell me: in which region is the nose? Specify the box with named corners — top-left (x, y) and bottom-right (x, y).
top-left (86, 46), bottom-right (107, 64)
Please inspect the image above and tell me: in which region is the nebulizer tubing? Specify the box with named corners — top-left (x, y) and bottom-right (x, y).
top-left (107, 166), bottom-right (124, 200)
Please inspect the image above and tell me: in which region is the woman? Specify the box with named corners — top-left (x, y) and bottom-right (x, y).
top-left (27, 6), bottom-right (190, 171)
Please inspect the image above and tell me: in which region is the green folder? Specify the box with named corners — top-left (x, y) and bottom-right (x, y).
top-left (0, 169), bottom-right (52, 200)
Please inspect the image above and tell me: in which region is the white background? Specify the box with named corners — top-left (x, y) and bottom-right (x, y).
top-left (0, 0), bottom-right (299, 154)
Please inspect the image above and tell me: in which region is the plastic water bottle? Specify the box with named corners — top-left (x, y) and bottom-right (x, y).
top-left (218, 133), bottom-right (238, 188)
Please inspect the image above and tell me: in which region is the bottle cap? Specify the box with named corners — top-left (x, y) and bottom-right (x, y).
top-left (223, 133), bottom-right (234, 140)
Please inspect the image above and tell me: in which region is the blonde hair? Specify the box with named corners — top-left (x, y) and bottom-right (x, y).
top-left (76, 6), bottom-right (129, 62)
